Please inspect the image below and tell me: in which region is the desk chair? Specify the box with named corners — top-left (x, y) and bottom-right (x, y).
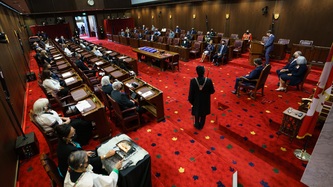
top-left (107, 95), bottom-right (141, 133)
top-left (189, 41), bottom-right (201, 58)
top-left (285, 64), bottom-right (312, 92)
top-left (40, 153), bottom-right (64, 187)
top-left (30, 111), bottom-right (58, 158)
top-left (232, 39), bottom-right (243, 58)
top-left (237, 64), bottom-right (271, 100)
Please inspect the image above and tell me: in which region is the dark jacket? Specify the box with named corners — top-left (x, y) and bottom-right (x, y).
top-left (111, 90), bottom-right (135, 110)
top-left (188, 77), bottom-right (215, 116)
top-left (280, 64), bottom-right (308, 85)
top-left (102, 84), bottom-right (113, 96)
top-left (244, 65), bottom-right (264, 80)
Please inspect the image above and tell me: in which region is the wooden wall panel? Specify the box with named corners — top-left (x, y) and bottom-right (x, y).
top-left (0, 4), bottom-right (31, 186)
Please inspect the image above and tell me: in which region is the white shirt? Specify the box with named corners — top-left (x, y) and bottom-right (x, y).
top-left (35, 110), bottom-right (63, 132)
top-left (93, 50), bottom-right (103, 57)
top-left (64, 165), bottom-right (119, 187)
top-left (64, 48), bottom-right (73, 57)
top-left (43, 78), bottom-right (61, 95)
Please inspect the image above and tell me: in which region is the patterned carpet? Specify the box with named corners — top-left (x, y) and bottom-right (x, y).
top-left (18, 37), bottom-right (322, 186)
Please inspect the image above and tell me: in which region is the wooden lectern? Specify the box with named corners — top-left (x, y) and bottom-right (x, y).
top-left (249, 41), bottom-right (264, 65)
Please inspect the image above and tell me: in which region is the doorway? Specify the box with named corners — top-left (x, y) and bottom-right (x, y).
top-left (75, 15), bottom-right (97, 38)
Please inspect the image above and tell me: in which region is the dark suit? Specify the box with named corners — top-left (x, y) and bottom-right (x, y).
top-left (175, 28), bottom-right (181, 33)
top-left (181, 39), bottom-right (190, 48)
top-left (102, 84), bottom-right (113, 96)
top-left (188, 77), bottom-right (215, 129)
top-left (280, 64), bottom-right (307, 85)
top-left (111, 90), bottom-right (135, 110)
top-left (234, 65), bottom-right (264, 90)
top-left (212, 44), bottom-right (228, 65)
top-left (276, 58), bottom-right (298, 78)
top-left (264, 34), bottom-right (275, 64)
top-left (150, 34), bottom-right (157, 42)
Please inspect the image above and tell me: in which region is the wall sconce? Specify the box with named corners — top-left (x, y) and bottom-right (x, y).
top-left (193, 14), bottom-right (196, 19)
top-left (169, 15), bottom-right (172, 19)
top-left (274, 13), bottom-right (280, 20)
top-left (225, 14), bottom-right (230, 20)
top-left (138, 15), bottom-right (141, 19)
top-left (151, 15), bottom-right (154, 20)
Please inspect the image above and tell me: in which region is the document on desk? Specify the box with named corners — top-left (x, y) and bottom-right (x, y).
top-left (95, 61), bottom-right (104, 66)
top-left (75, 100), bottom-right (92, 112)
top-left (54, 56), bottom-right (63, 60)
top-left (64, 77), bottom-right (75, 84)
top-left (53, 54), bottom-right (61, 57)
top-left (105, 50), bottom-right (112, 54)
top-left (97, 134), bottom-right (149, 173)
top-left (62, 71), bottom-right (72, 79)
top-left (118, 56), bottom-right (127, 59)
top-left (142, 91), bottom-right (153, 98)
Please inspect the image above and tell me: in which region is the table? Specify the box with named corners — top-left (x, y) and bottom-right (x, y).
top-left (97, 134), bottom-right (152, 187)
top-left (109, 69), bottom-right (130, 81)
top-left (70, 84), bottom-right (92, 101)
top-left (133, 47), bottom-right (178, 71)
top-left (249, 41), bottom-right (264, 65)
top-left (63, 73), bottom-right (83, 88)
top-left (279, 107), bottom-right (306, 141)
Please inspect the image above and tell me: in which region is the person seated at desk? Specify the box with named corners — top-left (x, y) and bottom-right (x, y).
top-left (41, 49), bottom-right (54, 64)
top-left (111, 81), bottom-right (136, 110)
top-left (125, 31), bottom-right (131, 38)
top-left (276, 56), bottom-right (308, 91)
top-left (169, 30), bottom-right (175, 38)
top-left (42, 70), bottom-right (69, 97)
top-left (101, 75), bottom-right (113, 96)
top-left (200, 39), bottom-right (214, 62)
top-left (231, 58), bottom-right (264, 94)
top-left (120, 29), bottom-right (125, 37)
top-left (75, 53), bottom-right (97, 75)
top-left (242, 29), bottom-right (252, 41)
top-left (32, 98), bottom-right (94, 146)
top-left (175, 25), bottom-right (181, 33)
top-left (153, 29), bottom-right (161, 36)
top-left (133, 27), bottom-right (138, 33)
top-left (149, 34), bottom-right (157, 42)
top-left (276, 51), bottom-right (302, 78)
top-left (138, 32), bottom-right (143, 39)
top-left (55, 124), bottom-right (114, 178)
top-left (186, 31), bottom-right (193, 40)
top-left (58, 35), bottom-right (66, 44)
top-left (151, 25), bottom-right (155, 31)
top-left (204, 32), bottom-right (211, 43)
top-left (64, 150), bottom-right (122, 187)
top-left (181, 37), bottom-right (190, 48)
top-left (144, 28), bottom-right (150, 35)
top-left (212, 40), bottom-right (228, 66)
top-left (209, 28), bottom-right (216, 37)
top-left (62, 44), bottom-right (73, 57)
top-left (190, 28), bottom-right (197, 35)
top-left (92, 46), bottom-right (103, 57)
top-left (43, 62), bottom-right (64, 84)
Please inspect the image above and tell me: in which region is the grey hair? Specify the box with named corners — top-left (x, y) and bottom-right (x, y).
top-left (297, 56), bottom-right (307, 64)
top-left (295, 51), bottom-right (302, 56)
top-left (33, 98), bottom-right (49, 115)
top-left (112, 81), bottom-right (123, 90)
top-left (68, 150), bottom-right (87, 170)
top-left (101, 76), bottom-right (111, 86)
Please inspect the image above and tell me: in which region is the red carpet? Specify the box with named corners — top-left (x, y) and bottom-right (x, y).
top-left (18, 37), bottom-right (322, 186)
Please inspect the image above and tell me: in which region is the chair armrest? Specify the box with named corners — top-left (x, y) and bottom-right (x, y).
top-left (122, 107), bottom-right (137, 113)
top-left (240, 77), bottom-right (258, 82)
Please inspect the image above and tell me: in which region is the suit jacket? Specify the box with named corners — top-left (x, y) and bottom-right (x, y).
top-left (150, 35), bottom-right (157, 42)
top-left (217, 44), bottom-right (228, 56)
top-left (111, 90), bottom-right (135, 110)
top-left (264, 34), bottom-right (275, 49)
top-left (181, 40), bottom-right (190, 48)
top-left (188, 77), bottom-right (215, 116)
top-left (244, 65), bottom-right (264, 80)
top-left (102, 84), bottom-right (113, 96)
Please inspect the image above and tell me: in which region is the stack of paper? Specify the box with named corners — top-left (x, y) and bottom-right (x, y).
top-left (64, 77), bottom-right (75, 84)
top-left (75, 100), bottom-right (91, 112)
top-left (62, 72), bottom-right (72, 79)
top-left (95, 61), bottom-right (104, 66)
top-left (142, 91), bottom-right (153, 98)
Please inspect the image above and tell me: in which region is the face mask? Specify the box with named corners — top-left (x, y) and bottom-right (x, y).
top-left (246, 32), bottom-right (249, 34)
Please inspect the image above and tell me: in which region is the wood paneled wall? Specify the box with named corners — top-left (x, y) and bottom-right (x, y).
top-left (0, 4), bottom-right (31, 187)
top-left (130, 0), bottom-right (333, 46)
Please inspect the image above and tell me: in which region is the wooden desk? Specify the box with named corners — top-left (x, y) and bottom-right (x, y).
top-left (123, 77), bottom-right (146, 93)
top-left (139, 40), bottom-right (152, 47)
top-left (120, 36), bottom-right (129, 46)
top-left (63, 73), bottom-right (83, 89)
top-left (279, 107), bottom-right (305, 141)
top-left (109, 69), bottom-right (130, 81)
top-left (133, 47), bottom-right (178, 71)
top-left (112, 35), bottom-right (120, 43)
top-left (123, 57), bottom-right (138, 75)
top-left (70, 84), bottom-right (92, 101)
top-left (103, 65), bottom-right (119, 74)
top-left (57, 62), bottom-right (71, 71)
top-left (291, 44), bottom-right (313, 62)
top-left (271, 43), bottom-right (287, 60)
top-left (169, 45), bottom-right (190, 62)
top-left (60, 69), bottom-right (75, 79)
top-left (133, 84), bottom-right (165, 122)
top-left (75, 96), bottom-right (111, 142)
top-left (129, 38), bottom-right (140, 48)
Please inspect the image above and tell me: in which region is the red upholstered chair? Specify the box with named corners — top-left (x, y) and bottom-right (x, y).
top-left (196, 35), bottom-right (204, 42)
top-left (285, 65), bottom-right (312, 92)
top-left (166, 38), bottom-right (173, 45)
top-left (233, 39), bottom-right (244, 58)
top-left (180, 34), bottom-right (185, 40)
top-left (217, 33), bottom-right (224, 37)
top-left (189, 41), bottom-right (201, 58)
top-left (172, 38), bottom-right (180, 46)
top-left (197, 31), bottom-right (203, 35)
top-left (230, 34), bottom-right (239, 39)
top-left (167, 54), bottom-right (180, 72)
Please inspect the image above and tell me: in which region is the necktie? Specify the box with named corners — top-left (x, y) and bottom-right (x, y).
top-left (220, 45), bottom-right (224, 54)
